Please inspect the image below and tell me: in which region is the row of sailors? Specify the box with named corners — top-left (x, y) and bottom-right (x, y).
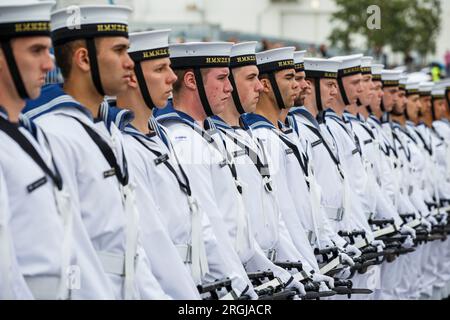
top-left (1, 1), bottom-right (450, 300)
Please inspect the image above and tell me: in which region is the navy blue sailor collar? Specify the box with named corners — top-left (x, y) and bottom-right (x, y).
top-left (123, 123), bottom-right (157, 141)
top-left (155, 101), bottom-right (220, 146)
top-left (24, 83), bottom-right (93, 122)
top-left (391, 120), bottom-right (403, 131)
top-left (241, 113), bottom-right (277, 130)
top-left (323, 108), bottom-right (343, 123)
top-left (369, 114), bottom-right (381, 126)
top-left (357, 113), bottom-right (367, 122)
top-left (155, 102), bottom-right (198, 126)
top-left (204, 115), bottom-right (234, 131)
top-left (97, 101), bottom-right (135, 132)
top-left (343, 111), bottom-right (359, 123)
top-left (289, 106), bottom-right (321, 130)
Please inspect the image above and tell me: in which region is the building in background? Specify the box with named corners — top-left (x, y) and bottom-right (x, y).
top-left (53, 0), bottom-right (450, 66)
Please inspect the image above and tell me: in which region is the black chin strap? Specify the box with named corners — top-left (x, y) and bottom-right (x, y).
top-left (446, 89), bottom-right (450, 112)
top-left (134, 61), bottom-right (156, 110)
top-left (193, 68), bottom-right (214, 117)
top-left (86, 38), bottom-right (105, 97)
top-left (314, 78), bottom-right (323, 112)
top-left (267, 72), bottom-right (286, 110)
top-left (337, 76), bottom-right (350, 106)
top-left (1, 40), bottom-right (29, 99)
top-left (228, 71), bottom-right (246, 115)
top-left (431, 97), bottom-right (437, 121)
top-left (356, 98), bottom-right (363, 107)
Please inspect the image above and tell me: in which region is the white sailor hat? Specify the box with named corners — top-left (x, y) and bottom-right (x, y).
top-left (399, 74), bottom-right (408, 91)
top-left (293, 50), bottom-right (307, 72)
top-left (128, 29), bottom-right (170, 62)
top-left (432, 82), bottom-right (446, 98)
top-left (229, 41), bottom-right (257, 69)
top-left (0, 0), bottom-right (54, 40)
top-left (419, 82), bottom-right (434, 96)
top-left (405, 77), bottom-right (421, 96)
top-left (330, 54), bottom-right (363, 77)
top-left (361, 56), bottom-right (373, 74)
top-left (394, 66), bottom-right (407, 73)
top-left (371, 64), bottom-right (384, 81)
top-left (170, 42), bottom-right (233, 69)
top-left (256, 47), bottom-right (295, 74)
top-left (128, 30), bottom-right (171, 110)
top-left (51, 5), bottom-right (132, 45)
top-left (381, 70), bottom-right (403, 87)
top-left (408, 72), bottom-right (431, 83)
top-left (304, 58), bottom-right (341, 79)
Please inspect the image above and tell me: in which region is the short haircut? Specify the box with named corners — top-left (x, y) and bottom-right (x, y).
top-left (53, 38), bottom-right (102, 80)
top-left (172, 68), bottom-right (211, 94)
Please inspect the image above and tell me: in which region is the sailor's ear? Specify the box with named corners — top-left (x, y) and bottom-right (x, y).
top-left (73, 46), bottom-right (91, 73)
top-left (259, 77), bottom-right (272, 93)
top-left (184, 69), bottom-right (197, 91)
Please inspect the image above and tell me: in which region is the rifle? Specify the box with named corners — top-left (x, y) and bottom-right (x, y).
top-left (369, 219), bottom-right (399, 238)
top-left (199, 278), bottom-right (235, 300)
top-left (338, 230), bottom-right (370, 249)
top-left (247, 270), bottom-right (276, 287)
top-left (333, 279), bottom-right (373, 298)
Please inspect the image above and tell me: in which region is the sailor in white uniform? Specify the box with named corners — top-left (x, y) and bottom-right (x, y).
top-left (156, 42), bottom-right (259, 299)
top-left (430, 82), bottom-right (450, 298)
top-left (318, 55), bottom-right (392, 298)
top-left (359, 66), bottom-right (416, 300)
top-left (402, 77), bottom-right (448, 299)
top-left (0, 166), bottom-right (33, 299)
top-left (383, 72), bottom-right (436, 299)
top-left (205, 42), bottom-right (329, 292)
top-left (23, 5), bottom-right (169, 300)
top-left (241, 47), bottom-right (352, 294)
top-left (287, 56), bottom-right (367, 261)
top-left (116, 30), bottom-right (255, 299)
top-left (0, 0), bottom-right (91, 300)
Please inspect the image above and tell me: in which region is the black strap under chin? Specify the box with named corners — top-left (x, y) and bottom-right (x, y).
top-left (268, 72), bottom-right (286, 110)
top-left (337, 77), bottom-right (350, 106)
top-left (134, 61), bottom-right (156, 110)
top-left (228, 71), bottom-right (246, 115)
top-left (86, 38), bottom-right (105, 97)
top-left (193, 68), bottom-right (214, 117)
top-left (314, 79), bottom-right (323, 112)
top-left (446, 89), bottom-right (450, 112)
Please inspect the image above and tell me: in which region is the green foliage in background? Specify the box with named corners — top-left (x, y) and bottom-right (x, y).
top-left (329, 0), bottom-right (441, 57)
